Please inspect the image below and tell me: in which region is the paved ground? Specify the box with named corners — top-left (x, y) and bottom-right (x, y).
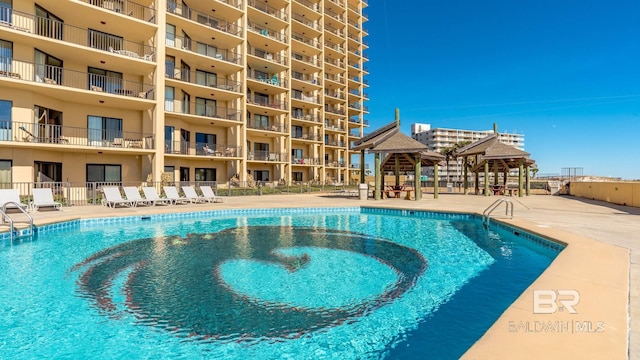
top-left (12, 192), bottom-right (640, 359)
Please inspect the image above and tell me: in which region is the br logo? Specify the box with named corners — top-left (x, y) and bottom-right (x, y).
top-left (533, 289), bottom-right (580, 314)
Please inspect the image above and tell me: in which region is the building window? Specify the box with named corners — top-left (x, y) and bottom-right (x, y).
top-left (88, 67), bottom-right (122, 94)
top-left (34, 161), bottom-right (62, 182)
top-left (35, 5), bottom-right (63, 40)
top-left (195, 70), bottom-right (217, 87)
top-left (88, 29), bottom-right (122, 51)
top-left (0, 0), bottom-right (12, 25)
top-left (164, 166), bottom-right (175, 182)
top-left (292, 172), bottom-right (303, 182)
top-left (291, 148), bottom-right (303, 159)
top-left (253, 114), bottom-right (269, 129)
top-left (254, 170), bottom-right (269, 181)
top-left (87, 116), bottom-right (122, 144)
top-left (195, 168), bottom-right (216, 182)
top-left (253, 92), bottom-right (268, 106)
top-left (0, 159), bottom-right (11, 188)
top-left (195, 97), bottom-right (216, 117)
top-left (196, 132), bottom-right (216, 152)
top-left (292, 125), bottom-right (303, 138)
top-left (0, 99), bottom-right (11, 141)
top-left (0, 39), bottom-right (12, 73)
top-left (87, 164), bottom-right (121, 182)
top-left (165, 86), bottom-right (174, 112)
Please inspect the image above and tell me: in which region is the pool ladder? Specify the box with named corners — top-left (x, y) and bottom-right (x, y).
top-left (0, 202), bottom-right (34, 241)
top-left (482, 199), bottom-right (513, 228)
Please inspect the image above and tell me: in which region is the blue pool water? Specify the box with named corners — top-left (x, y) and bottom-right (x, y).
top-left (0, 207), bottom-right (561, 359)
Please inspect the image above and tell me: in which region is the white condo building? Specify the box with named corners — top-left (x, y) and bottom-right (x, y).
top-left (410, 123), bottom-right (525, 181)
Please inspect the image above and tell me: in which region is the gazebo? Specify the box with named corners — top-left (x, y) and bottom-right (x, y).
top-left (455, 133), bottom-right (535, 197)
top-left (351, 109), bottom-right (445, 200)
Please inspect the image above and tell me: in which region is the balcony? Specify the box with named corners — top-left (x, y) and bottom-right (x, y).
top-left (165, 141), bottom-right (241, 157)
top-left (248, 0), bottom-right (288, 21)
top-left (292, 92), bottom-right (321, 104)
top-left (325, 106), bottom-right (345, 115)
top-left (0, 57), bottom-right (155, 99)
top-left (167, 34), bottom-right (241, 65)
top-left (325, 160), bottom-right (346, 167)
top-left (292, 133), bottom-right (322, 141)
top-left (248, 46), bottom-right (287, 66)
top-left (291, 71), bottom-right (321, 86)
top-left (166, 68), bottom-right (242, 92)
top-left (293, 0), bottom-right (322, 12)
top-left (324, 25), bottom-right (344, 38)
top-left (3, 10), bottom-right (156, 61)
top-left (325, 123), bottom-right (345, 131)
top-left (247, 22), bottom-right (288, 44)
top-left (324, 40), bottom-right (344, 53)
top-left (247, 70), bottom-right (287, 88)
top-left (292, 53), bottom-right (322, 68)
top-left (324, 57), bottom-right (344, 68)
top-left (248, 151), bottom-right (288, 162)
top-left (325, 139), bottom-right (346, 147)
top-left (8, 121), bottom-right (154, 149)
top-left (82, 0), bottom-right (156, 23)
top-left (324, 73), bottom-right (345, 84)
top-left (325, 90), bottom-right (345, 100)
top-left (167, 2), bottom-right (242, 36)
top-left (291, 157), bottom-right (321, 165)
top-left (246, 98), bottom-right (288, 110)
top-left (291, 113), bottom-right (322, 123)
top-left (291, 32), bottom-right (322, 49)
top-left (246, 121), bottom-right (288, 133)
top-left (292, 12), bottom-right (322, 31)
top-left (164, 101), bottom-right (241, 122)
top-left (325, 9), bottom-right (345, 23)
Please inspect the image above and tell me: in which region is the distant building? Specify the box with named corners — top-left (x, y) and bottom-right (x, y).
top-left (411, 123), bottom-right (525, 181)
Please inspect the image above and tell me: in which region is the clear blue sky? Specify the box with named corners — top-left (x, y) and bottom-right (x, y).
top-left (363, 0), bottom-right (640, 179)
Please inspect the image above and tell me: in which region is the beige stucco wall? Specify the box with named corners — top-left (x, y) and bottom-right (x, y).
top-left (570, 181), bottom-right (639, 207)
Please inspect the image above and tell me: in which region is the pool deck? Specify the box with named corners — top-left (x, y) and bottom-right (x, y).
top-left (15, 193), bottom-right (639, 359)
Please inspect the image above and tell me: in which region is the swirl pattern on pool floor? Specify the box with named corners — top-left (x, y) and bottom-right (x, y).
top-left (72, 226), bottom-right (427, 342)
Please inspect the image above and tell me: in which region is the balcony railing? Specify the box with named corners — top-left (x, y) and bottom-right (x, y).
top-left (325, 160), bottom-right (346, 167)
top-left (248, 0), bottom-right (288, 21)
top-left (325, 90), bottom-right (345, 100)
top-left (326, 0), bottom-right (345, 7)
top-left (248, 151), bottom-right (288, 162)
top-left (349, 131), bottom-right (362, 137)
top-left (292, 133), bottom-right (321, 141)
top-left (292, 113), bottom-right (321, 123)
top-left (167, 34), bottom-right (241, 65)
top-left (9, 121), bottom-right (154, 149)
top-left (348, 89), bottom-right (361, 96)
top-left (324, 74), bottom-right (345, 84)
top-left (293, 54), bottom-right (321, 69)
top-left (247, 98), bottom-right (288, 110)
top-left (325, 139), bottom-right (346, 147)
top-left (291, 32), bottom-right (321, 49)
top-left (325, 123), bottom-right (345, 131)
top-left (293, 0), bottom-right (321, 12)
top-left (248, 22), bottom-right (288, 43)
top-left (324, 57), bottom-right (344, 68)
top-left (0, 57), bottom-right (155, 99)
top-left (292, 12), bottom-right (321, 31)
top-left (291, 71), bottom-right (321, 86)
top-left (325, 106), bottom-right (345, 115)
top-left (324, 25), bottom-right (343, 37)
top-left (246, 121), bottom-right (288, 133)
top-left (247, 46), bottom-right (287, 65)
top-left (167, 2), bottom-right (242, 36)
top-left (291, 157), bottom-right (321, 165)
top-left (4, 10), bottom-right (155, 60)
top-left (217, 0), bottom-right (243, 9)
top-left (325, 9), bottom-right (344, 23)
top-left (165, 141), bottom-right (241, 157)
top-left (292, 92), bottom-right (320, 104)
top-left (246, 70), bottom-right (287, 88)
top-left (83, 0), bottom-right (156, 23)
top-left (164, 101), bottom-right (240, 121)
top-left (166, 68), bottom-right (242, 92)
top-left (324, 40), bottom-right (344, 53)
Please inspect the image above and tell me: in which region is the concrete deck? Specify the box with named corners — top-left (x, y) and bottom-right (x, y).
top-left (13, 193), bottom-right (639, 359)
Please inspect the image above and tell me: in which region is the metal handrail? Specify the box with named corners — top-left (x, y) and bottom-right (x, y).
top-left (1, 202), bottom-right (34, 241)
top-left (482, 198), bottom-right (513, 227)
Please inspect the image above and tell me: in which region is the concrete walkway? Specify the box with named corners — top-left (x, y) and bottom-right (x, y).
top-left (15, 193), bottom-right (640, 359)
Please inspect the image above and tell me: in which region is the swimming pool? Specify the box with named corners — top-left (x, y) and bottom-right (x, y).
top-left (0, 207), bottom-right (562, 359)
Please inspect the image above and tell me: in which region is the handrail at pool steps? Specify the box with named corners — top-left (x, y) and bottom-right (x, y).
top-left (482, 198), bottom-right (513, 228)
top-left (0, 201), bottom-right (34, 241)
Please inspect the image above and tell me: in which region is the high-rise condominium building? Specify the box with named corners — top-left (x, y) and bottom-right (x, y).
top-left (411, 123), bottom-right (525, 180)
top-left (0, 0), bottom-right (368, 186)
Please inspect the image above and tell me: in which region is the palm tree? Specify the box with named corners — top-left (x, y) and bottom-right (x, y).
top-left (439, 141), bottom-right (471, 184)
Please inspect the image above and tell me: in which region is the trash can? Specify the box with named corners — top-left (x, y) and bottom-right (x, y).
top-left (446, 183), bottom-right (453, 193)
top-left (359, 183), bottom-right (368, 200)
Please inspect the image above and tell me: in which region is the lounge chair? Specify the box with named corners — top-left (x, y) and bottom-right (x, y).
top-left (142, 187), bottom-right (173, 205)
top-left (200, 185), bottom-right (227, 203)
top-left (0, 189), bottom-right (29, 211)
top-left (101, 187), bottom-right (136, 208)
top-left (29, 188), bottom-right (62, 212)
top-left (162, 186), bottom-right (193, 204)
top-left (182, 186), bottom-right (208, 203)
top-left (123, 186), bottom-right (153, 207)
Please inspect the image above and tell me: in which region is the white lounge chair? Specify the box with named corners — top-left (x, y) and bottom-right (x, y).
top-left (101, 187), bottom-right (136, 208)
top-left (200, 185), bottom-right (227, 203)
top-left (163, 186), bottom-right (193, 204)
top-left (0, 189), bottom-right (29, 211)
top-left (123, 187), bottom-right (153, 207)
top-left (30, 188), bottom-right (62, 211)
top-left (182, 186), bottom-right (208, 203)
top-left (142, 187), bottom-right (173, 205)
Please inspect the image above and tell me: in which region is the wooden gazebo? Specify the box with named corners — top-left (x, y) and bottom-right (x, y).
top-left (351, 109), bottom-right (445, 200)
top-left (455, 134), bottom-right (535, 197)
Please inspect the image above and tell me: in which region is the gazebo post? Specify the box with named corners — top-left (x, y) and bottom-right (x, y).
top-left (394, 154), bottom-right (400, 187)
top-left (360, 150), bottom-right (365, 184)
top-left (434, 162), bottom-right (439, 199)
top-left (525, 164), bottom-right (531, 196)
top-left (463, 157), bottom-right (468, 195)
top-left (374, 152), bottom-right (381, 200)
top-left (503, 168), bottom-right (508, 186)
top-left (415, 154), bottom-right (421, 201)
top-left (518, 160), bottom-right (524, 197)
top-left (493, 163), bottom-right (499, 187)
top-left (474, 155), bottom-right (479, 195)
top-left (484, 162), bottom-right (490, 196)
